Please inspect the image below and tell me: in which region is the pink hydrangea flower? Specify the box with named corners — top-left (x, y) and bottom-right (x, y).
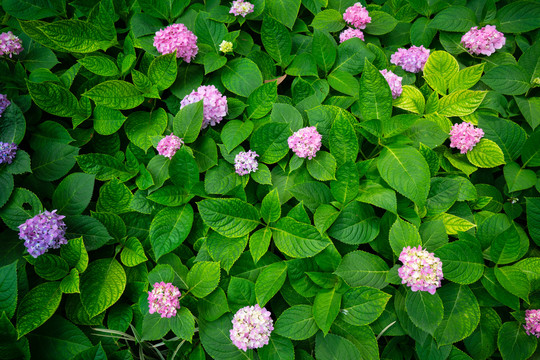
top-left (230, 304), bottom-right (273, 351)
top-left (398, 246), bottom-right (443, 295)
top-left (230, 0), bottom-right (254, 17)
top-left (449, 122), bottom-right (484, 154)
top-left (148, 282), bottom-right (181, 318)
top-left (390, 45), bottom-right (430, 73)
top-left (343, 3), bottom-right (371, 30)
top-left (157, 134), bottom-right (184, 159)
top-left (235, 150), bottom-right (259, 176)
top-left (18, 210), bottom-right (67, 258)
top-left (288, 126), bottom-right (322, 160)
top-left (339, 27), bottom-right (365, 43)
top-left (524, 309), bottom-right (540, 338)
top-left (380, 69), bottom-right (402, 99)
top-left (153, 23), bottom-right (198, 63)
top-left (461, 25), bottom-right (505, 56)
top-left (0, 31), bottom-right (23, 58)
top-left (0, 94), bottom-right (10, 117)
top-left (180, 85), bottom-right (228, 129)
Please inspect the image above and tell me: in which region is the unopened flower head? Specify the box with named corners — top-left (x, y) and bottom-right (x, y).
top-left (230, 304), bottom-right (273, 351)
top-left (449, 122), bottom-right (484, 154)
top-left (390, 45), bottom-right (430, 73)
top-left (180, 85), bottom-right (228, 129)
top-left (398, 245), bottom-right (443, 295)
top-left (153, 23), bottom-right (198, 63)
top-left (157, 134), bottom-right (184, 159)
top-left (524, 309), bottom-right (540, 338)
top-left (220, 40), bottom-right (234, 53)
top-left (0, 31), bottom-right (23, 58)
top-left (288, 126), bottom-right (322, 160)
top-left (380, 69), bottom-right (402, 99)
top-left (343, 3), bottom-right (371, 29)
top-left (0, 94), bottom-right (10, 117)
top-left (461, 25), bottom-right (505, 56)
top-left (18, 210), bottom-right (67, 258)
top-left (148, 282), bottom-right (181, 318)
top-left (339, 27), bottom-right (365, 43)
top-left (0, 142), bottom-right (17, 165)
top-left (235, 150), bottom-right (259, 176)
top-left (230, 0), bottom-right (255, 17)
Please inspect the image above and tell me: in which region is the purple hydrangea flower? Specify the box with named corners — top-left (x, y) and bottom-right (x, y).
top-left (0, 31), bottom-right (23, 58)
top-left (180, 85), bottom-right (228, 129)
top-left (229, 0), bottom-right (255, 17)
top-left (524, 309), bottom-right (540, 338)
top-left (153, 23), bottom-right (198, 63)
top-left (380, 69), bottom-right (403, 99)
top-left (0, 142), bottom-right (17, 165)
top-left (339, 27), bottom-right (365, 43)
top-left (230, 304), bottom-right (273, 352)
top-left (288, 126), bottom-right (322, 160)
top-left (461, 25), bottom-right (505, 56)
top-left (343, 3), bottom-right (371, 30)
top-left (148, 282), bottom-right (181, 318)
top-left (18, 210), bottom-right (67, 258)
top-left (0, 94), bottom-right (10, 117)
top-left (157, 133), bottom-right (184, 159)
top-left (449, 122), bottom-right (484, 154)
top-left (234, 150), bottom-right (259, 176)
top-left (398, 245), bottom-right (443, 295)
top-left (390, 45), bottom-right (430, 73)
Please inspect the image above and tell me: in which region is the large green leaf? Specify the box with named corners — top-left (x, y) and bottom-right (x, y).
top-left (272, 217), bottom-right (331, 258)
top-left (312, 30), bottom-right (337, 74)
top-left (274, 305), bottom-right (318, 340)
top-left (199, 315), bottom-right (253, 359)
top-left (52, 173), bottom-right (95, 216)
top-left (198, 198), bottom-right (260, 238)
top-left (250, 122), bottom-right (291, 164)
top-left (16, 282), bottom-right (62, 337)
top-left (482, 65), bottom-right (531, 95)
top-left (26, 81), bottom-right (80, 117)
top-left (358, 60), bottom-right (393, 121)
top-left (463, 307), bottom-right (501, 360)
top-left (83, 80), bottom-right (144, 110)
top-left (221, 58), bottom-right (263, 97)
top-left (497, 322), bottom-right (537, 360)
top-left (438, 90), bottom-right (487, 117)
top-left (261, 16), bottom-right (293, 67)
top-left (504, 162), bottom-right (536, 193)
top-left (333, 37), bottom-right (374, 75)
top-left (428, 6), bottom-right (477, 32)
top-left (265, 0), bottom-right (301, 29)
top-left (526, 197), bottom-right (540, 246)
top-left (0, 261), bottom-right (18, 318)
top-left (405, 291), bottom-right (444, 335)
top-left (496, 0), bottom-right (540, 33)
top-left (340, 287), bottom-right (390, 327)
top-left (173, 101), bottom-right (204, 144)
top-left (423, 51), bottom-right (459, 95)
top-left (150, 205), bottom-right (194, 260)
top-left (255, 262), bottom-right (287, 306)
top-left (327, 202), bottom-right (379, 245)
top-left (315, 332), bottom-right (361, 359)
top-left (466, 138), bottom-right (505, 168)
top-left (307, 151), bottom-right (337, 181)
top-left (335, 251), bottom-right (389, 289)
top-left (187, 261), bottom-right (221, 298)
top-left (434, 240), bottom-right (484, 284)
top-left (207, 232), bottom-right (247, 273)
top-left (124, 109), bottom-right (168, 151)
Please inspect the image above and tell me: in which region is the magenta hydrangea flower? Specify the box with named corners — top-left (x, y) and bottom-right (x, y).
top-left (461, 25), bottom-right (505, 56)
top-left (0, 142), bottom-right (17, 165)
top-left (153, 23), bottom-right (198, 63)
top-left (18, 210), bottom-right (67, 258)
top-left (0, 31), bottom-right (23, 58)
top-left (449, 122), bottom-right (484, 154)
top-left (230, 304), bottom-right (274, 352)
top-left (229, 0), bottom-right (255, 17)
top-left (235, 150), bottom-right (259, 176)
top-left (288, 126), bottom-right (322, 160)
top-left (339, 27), bottom-right (365, 43)
top-left (390, 45), bottom-right (430, 73)
top-left (343, 3), bottom-right (371, 29)
top-left (148, 282), bottom-right (181, 318)
top-left (180, 85), bottom-right (228, 129)
top-left (524, 309), bottom-right (540, 338)
top-left (380, 69), bottom-right (402, 99)
top-left (398, 245), bottom-right (443, 295)
top-left (0, 94), bottom-right (10, 117)
top-left (157, 134), bottom-right (184, 159)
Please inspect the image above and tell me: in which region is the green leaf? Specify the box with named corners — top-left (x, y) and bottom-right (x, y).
top-left (80, 258), bottom-right (126, 317)
top-left (35, 254), bottom-right (69, 281)
top-left (83, 80), bottom-right (144, 110)
top-left (187, 261), bottom-right (221, 298)
top-left (249, 228), bottom-right (272, 263)
top-left (327, 201), bottom-right (379, 245)
top-left (221, 58), bottom-right (263, 97)
top-left (120, 237), bottom-right (148, 267)
top-left (173, 101), bottom-right (204, 144)
top-left (429, 6), bottom-right (477, 32)
top-left (478, 114), bottom-right (527, 162)
top-left (96, 179), bottom-right (133, 214)
top-left (328, 70), bottom-right (359, 96)
top-left (438, 90), bottom-right (487, 117)
top-left (78, 56), bottom-right (119, 77)
top-left (195, 12), bottom-right (227, 53)
top-left (274, 305), bottom-right (318, 340)
top-left (255, 261), bottom-right (287, 306)
top-left (449, 64), bottom-right (485, 93)
top-left (357, 180), bottom-right (397, 213)
top-left (16, 282), bottom-right (62, 337)
top-left (60, 237), bottom-right (88, 273)
top-left (266, 0), bottom-right (300, 29)
top-left (272, 217), bottom-right (331, 258)
top-left (315, 332), bottom-right (361, 359)
top-left (521, 128), bottom-right (540, 167)
top-left (0, 103), bottom-right (26, 144)
top-left (38, 20), bottom-right (114, 53)
top-left (271, 103), bottom-right (303, 132)
top-left (60, 269), bottom-right (80, 294)
top-left (26, 81), bottom-right (80, 117)
top-left (3, 0), bottom-right (58, 20)
top-left (261, 189), bottom-right (281, 224)
top-left (0, 172), bottom-right (14, 209)
top-left (423, 51), bottom-right (459, 95)
top-left (0, 261), bottom-right (17, 318)
top-left (148, 264), bottom-right (175, 285)
top-left (125, 109), bottom-right (167, 151)
top-left (335, 250), bottom-right (389, 289)
top-left (494, 266), bottom-right (529, 302)
top-left (77, 153), bottom-right (135, 182)
top-left (207, 232), bottom-right (247, 273)
top-left (148, 53), bottom-right (177, 91)
top-left (425, 177), bottom-right (461, 216)
top-left (497, 322), bottom-right (537, 360)
top-left (32, 142), bottom-right (79, 182)
top-left (481, 268), bottom-right (520, 310)
top-left (406, 291), bottom-right (444, 335)
top-left (251, 122), bottom-right (292, 164)
top-left (526, 197), bottom-right (540, 246)
top-left (52, 173), bottom-right (94, 216)
top-left (311, 9), bottom-right (345, 32)
top-left (463, 307), bottom-right (501, 360)
top-left (466, 138), bottom-right (505, 168)
top-left (340, 287), bottom-right (390, 327)
top-left (247, 82), bottom-right (277, 119)
top-left (389, 218), bottom-right (422, 256)
top-left (307, 151), bottom-right (337, 181)
top-left (71, 343), bottom-right (107, 360)
top-left (330, 161), bottom-right (359, 205)
top-left (364, 10), bottom-right (398, 35)
top-left (142, 314), bottom-right (171, 341)
top-left (221, 120), bottom-right (254, 152)
top-left (198, 198), bottom-right (260, 238)
top-left (285, 53), bottom-right (318, 77)
top-left (198, 287), bottom-right (229, 322)
top-left (482, 65), bottom-right (531, 96)
top-left (329, 110), bottom-right (358, 166)
top-left (497, 0), bottom-right (540, 33)
top-left (434, 240), bottom-right (484, 284)
top-left (258, 334), bottom-right (294, 360)
top-left (261, 16), bottom-right (293, 67)
top-left (228, 276), bottom-right (255, 311)
top-left (313, 287), bottom-right (342, 335)
top-left (146, 185), bottom-right (192, 206)
top-left (504, 162), bottom-right (536, 192)
top-left (150, 205), bottom-right (194, 260)
top-left (393, 85), bottom-right (425, 114)
top-left (333, 37), bottom-right (374, 75)
top-left (358, 60), bottom-right (392, 121)
top-left (515, 96), bottom-right (540, 130)
top-left (312, 30), bottom-right (337, 74)
top-left (0, 187), bottom-right (43, 231)
top-left (169, 148), bottom-right (199, 190)
top-left (199, 315), bottom-right (253, 360)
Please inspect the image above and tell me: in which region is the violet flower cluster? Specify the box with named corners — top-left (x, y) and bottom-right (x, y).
top-left (390, 45), bottom-right (430, 73)
top-left (230, 304), bottom-right (274, 351)
top-left (449, 122), bottom-right (484, 154)
top-left (398, 245), bottom-right (443, 295)
top-left (0, 94), bottom-right (10, 117)
top-left (180, 85), bottom-right (228, 129)
top-left (288, 126), bottom-right (322, 160)
top-left (18, 210), bottom-right (68, 258)
top-left (234, 150), bottom-right (259, 176)
top-left (157, 134), bottom-right (184, 159)
top-left (148, 282), bottom-right (181, 318)
top-left (0, 142), bottom-right (17, 165)
top-left (524, 309), bottom-right (540, 338)
top-left (343, 3), bottom-right (371, 29)
top-left (380, 69), bottom-right (403, 99)
top-left (153, 23), bottom-right (198, 63)
top-left (339, 27), bottom-right (365, 43)
top-left (229, 0), bottom-right (254, 17)
top-left (0, 31), bottom-right (23, 58)
top-left (461, 25), bottom-right (505, 56)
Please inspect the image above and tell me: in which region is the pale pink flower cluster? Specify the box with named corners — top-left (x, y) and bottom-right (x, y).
top-left (524, 309), bottom-right (540, 337)
top-left (0, 31), bottom-right (23, 58)
top-left (288, 126), bottom-right (322, 160)
top-left (390, 45), bottom-right (430, 73)
top-left (157, 134), bottom-right (184, 159)
top-left (398, 246), bottom-right (443, 295)
top-left (230, 305), bottom-right (273, 351)
top-left (343, 3), bottom-right (371, 30)
top-left (449, 122), bottom-right (484, 154)
top-left (148, 282), bottom-right (181, 318)
top-left (153, 24), bottom-right (198, 63)
top-left (380, 69), bottom-right (402, 99)
top-left (180, 85), bottom-right (228, 129)
top-left (461, 25), bottom-right (505, 56)
top-left (229, 0), bottom-right (254, 17)
top-left (234, 150), bottom-right (259, 176)
top-left (339, 27), bottom-right (365, 43)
